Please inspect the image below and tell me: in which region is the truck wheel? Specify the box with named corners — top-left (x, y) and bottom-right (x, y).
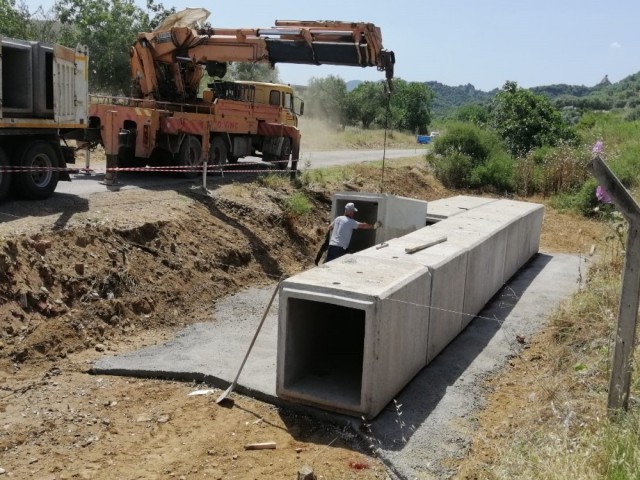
top-left (276, 137), bottom-right (291, 170)
top-left (0, 148), bottom-right (11, 202)
top-left (178, 135), bottom-right (202, 179)
top-left (209, 137), bottom-right (228, 167)
top-left (14, 141), bottom-right (60, 200)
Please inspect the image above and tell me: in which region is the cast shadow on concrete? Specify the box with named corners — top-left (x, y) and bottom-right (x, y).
top-left (319, 253), bottom-right (553, 451)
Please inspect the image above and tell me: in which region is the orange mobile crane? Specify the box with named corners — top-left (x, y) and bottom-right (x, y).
top-left (86, 9), bottom-right (395, 181)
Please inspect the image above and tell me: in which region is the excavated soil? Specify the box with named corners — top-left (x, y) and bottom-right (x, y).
top-left (0, 161), bottom-right (608, 479)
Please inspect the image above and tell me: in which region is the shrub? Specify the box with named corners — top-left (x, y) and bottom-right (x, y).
top-left (429, 151), bottom-right (474, 189)
top-left (573, 178), bottom-right (602, 217)
top-left (470, 152), bottom-right (515, 192)
top-left (521, 143), bottom-right (591, 197)
top-left (551, 177), bottom-right (600, 216)
top-left (432, 122), bottom-right (494, 165)
top-left (429, 122), bottom-right (512, 191)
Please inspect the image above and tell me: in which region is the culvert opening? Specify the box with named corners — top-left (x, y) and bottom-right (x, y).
top-left (284, 298), bottom-right (365, 407)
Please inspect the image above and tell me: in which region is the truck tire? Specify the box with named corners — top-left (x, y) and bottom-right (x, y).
top-left (178, 135), bottom-right (202, 179)
top-left (0, 148), bottom-right (11, 202)
top-left (14, 141), bottom-right (60, 200)
top-left (277, 137), bottom-right (292, 170)
top-left (209, 136), bottom-right (227, 167)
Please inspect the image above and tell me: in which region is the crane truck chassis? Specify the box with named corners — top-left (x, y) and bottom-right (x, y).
top-left (87, 79), bottom-right (304, 182)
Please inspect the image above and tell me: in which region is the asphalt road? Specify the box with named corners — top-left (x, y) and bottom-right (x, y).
top-left (55, 148), bottom-right (427, 197)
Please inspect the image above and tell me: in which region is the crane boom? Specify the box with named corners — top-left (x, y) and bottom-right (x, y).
top-left (130, 19), bottom-right (395, 101)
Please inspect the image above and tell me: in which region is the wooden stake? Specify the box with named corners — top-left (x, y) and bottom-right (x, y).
top-left (244, 441), bottom-right (277, 450)
top-left (404, 236), bottom-right (447, 254)
top-left (590, 156), bottom-right (640, 412)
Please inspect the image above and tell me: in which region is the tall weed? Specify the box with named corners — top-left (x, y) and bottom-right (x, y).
top-left (283, 191), bottom-right (313, 216)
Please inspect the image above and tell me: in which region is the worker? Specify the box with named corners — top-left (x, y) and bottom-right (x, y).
top-left (325, 202), bottom-right (381, 263)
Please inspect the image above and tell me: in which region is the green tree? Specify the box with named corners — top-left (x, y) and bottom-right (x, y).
top-left (56, 0), bottom-right (172, 94)
top-left (389, 79), bottom-right (433, 133)
top-left (225, 62), bottom-right (280, 83)
top-left (304, 75), bottom-right (348, 125)
top-left (0, 0), bottom-right (57, 41)
top-left (454, 103), bottom-right (490, 126)
top-left (344, 80), bottom-right (387, 128)
top-left (491, 81), bottom-right (578, 157)
top-left (0, 0), bottom-right (32, 38)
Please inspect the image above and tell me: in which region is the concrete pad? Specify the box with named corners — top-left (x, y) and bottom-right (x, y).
top-left (91, 253), bottom-right (584, 479)
top-left (92, 286), bottom-right (282, 400)
top-left (276, 255), bottom-right (431, 418)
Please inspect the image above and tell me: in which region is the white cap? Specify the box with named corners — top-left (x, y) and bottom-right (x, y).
top-left (345, 202), bottom-right (358, 212)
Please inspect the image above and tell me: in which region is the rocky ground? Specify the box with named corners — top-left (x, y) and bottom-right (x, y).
top-left (0, 159), bottom-right (608, 479)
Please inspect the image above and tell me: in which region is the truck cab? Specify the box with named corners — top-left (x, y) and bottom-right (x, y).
top-left (201, 80), bottom-right (303, 127)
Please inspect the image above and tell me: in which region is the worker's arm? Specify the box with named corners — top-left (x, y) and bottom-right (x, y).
top-left (357, 220), bottom-right (382, 230)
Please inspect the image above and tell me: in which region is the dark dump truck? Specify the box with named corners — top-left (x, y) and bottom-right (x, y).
top-left (0, 37), bottom-right (88, 201)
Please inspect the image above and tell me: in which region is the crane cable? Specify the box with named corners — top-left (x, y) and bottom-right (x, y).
top-left (380, 82), bottom-right (392, 194)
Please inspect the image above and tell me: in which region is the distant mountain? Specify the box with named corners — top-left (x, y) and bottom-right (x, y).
top-left (532, 72), bottom-right (640, 112)
top-left (426, 71), bottom-right (640, 118)
top-left (320, 71), bottom-right (640, 119)
top-left (346, 80), bottom-right (362, 92)
top-left (426, 81), bottom-right (497, 118)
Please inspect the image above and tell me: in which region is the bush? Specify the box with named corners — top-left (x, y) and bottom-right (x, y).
top-left (470, 153), bottom-right (515, 192)
top-left (432, 122), bottom-right (495, 165)
top-left (518, 143), bottom-right (591, 197)
top-left (429, 122), bottom-right (512, 191)
top-left (429, 151), bottom-right (474, 189)
top-left (574, 178), bottom-right (602, 217)
top-left (551, 177), bottom-right (600, 216)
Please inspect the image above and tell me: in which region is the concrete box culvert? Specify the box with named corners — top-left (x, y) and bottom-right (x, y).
top-left (358, 236), bottom-right (469, 363)
top-left (276, 255), bottom-right (431, 419)
top-left (277, 197), bottom-right (544, 418)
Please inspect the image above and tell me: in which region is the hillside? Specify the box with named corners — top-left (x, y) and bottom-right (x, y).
top-left (425, 72), bottom-right (640, 118)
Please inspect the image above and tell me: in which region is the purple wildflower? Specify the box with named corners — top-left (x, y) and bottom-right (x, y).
top-left (592, 140), bottom-right (604, 155)
top-left (596, 185), bottom-right (613, 204)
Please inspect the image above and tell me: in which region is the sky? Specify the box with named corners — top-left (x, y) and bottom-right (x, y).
top-left (25, 0), bottom-right (640, 91)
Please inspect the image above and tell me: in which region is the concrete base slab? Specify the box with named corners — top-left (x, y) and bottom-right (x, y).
top-left (92, 253), bottom-right (584, 479)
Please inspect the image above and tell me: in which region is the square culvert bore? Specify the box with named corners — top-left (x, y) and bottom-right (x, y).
top-left (283, 298), bottom-right (365, 408)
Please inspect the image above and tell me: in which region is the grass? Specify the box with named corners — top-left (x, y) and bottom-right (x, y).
top-left (283, 191), bottom-right (313, 216)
